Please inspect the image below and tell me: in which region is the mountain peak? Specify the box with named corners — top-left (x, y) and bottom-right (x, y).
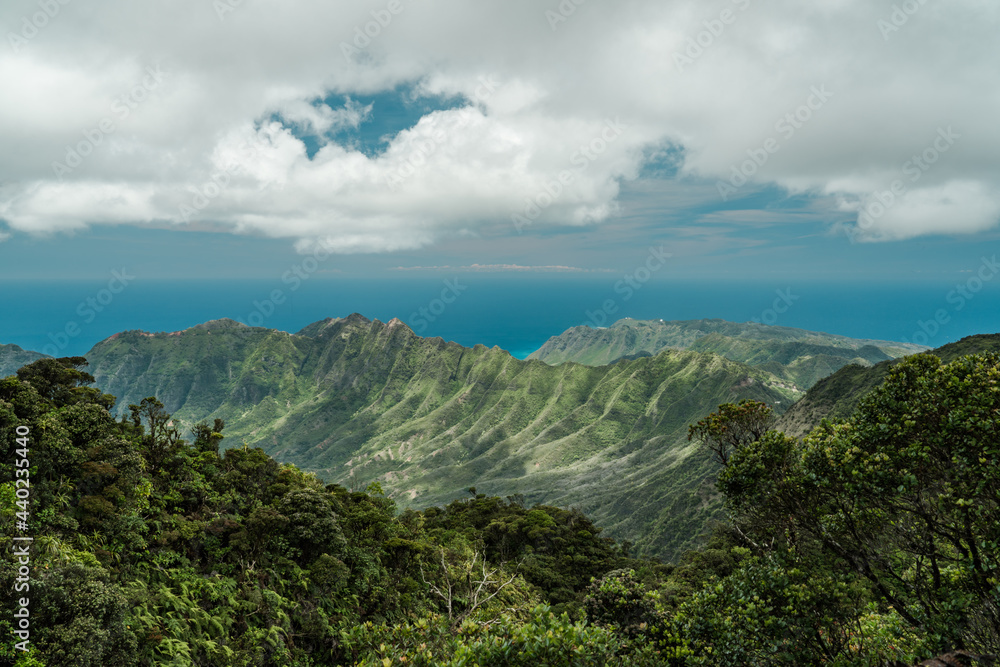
top-left (193, 318), bottom-right (248, 331)
top-left (530, 317), bottom-right (927, 385)
top-left (295, 314), bottom-right (373, 337)
top-left (343, 313), bottom-right (371, 325)
top-left (0, 343), bottom-right (48, 378)
top-left (296, 317), bottom-right (341, 337)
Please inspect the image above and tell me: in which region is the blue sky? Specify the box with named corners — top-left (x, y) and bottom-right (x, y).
top-left (2, 175), bottom-right (996, 284)
top-left (1, 0), bottom-right (998, 336)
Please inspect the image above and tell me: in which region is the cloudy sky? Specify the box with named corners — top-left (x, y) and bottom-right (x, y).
top-left (1, 0), bottom-right (998, 281)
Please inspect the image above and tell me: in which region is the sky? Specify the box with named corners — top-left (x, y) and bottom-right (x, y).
top-left (1, 1), bottom-right (999, 296)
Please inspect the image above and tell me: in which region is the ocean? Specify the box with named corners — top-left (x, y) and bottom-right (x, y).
top-left (2, 275), bottom-right (999, 359)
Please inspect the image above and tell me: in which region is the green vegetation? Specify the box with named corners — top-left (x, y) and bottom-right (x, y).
top-left (527, 317), bottom-right (925, 390)
top-left (777, 333), bottom-right (1000, 437)
top-left (0, 357), bottom-right (649, 665)
top-left (3, 345), bottom-right (998, 664)
top-left (674, 351), bottom-right (1000, 663)
top-left (2, 322), bottom-right (993, 569)
top-left (80, 315), bottom-right (800, 560)
top-left (0, 345), bottom-right (46, 380)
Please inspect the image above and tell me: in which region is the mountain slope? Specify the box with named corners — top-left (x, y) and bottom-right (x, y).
top-left (776, 333), bottom-right (1000, 437)
top-left (687, 333), bottom-right (894, 389)
top-left (0, 343), bottom-right (47, 378)
top-left (527, 318), bottom-right (925, 390)
top-left (83, 314), bottom-right (800, 559)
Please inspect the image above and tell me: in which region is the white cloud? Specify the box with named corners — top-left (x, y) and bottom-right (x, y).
top-left (273, 97), bottom-right (372, 139)
top-left (839, 180), bottom-right (1000, 243)
top-left (0, 0), bottom-right (997, 250)
top-left (391, 264), bottom-right (613, 272)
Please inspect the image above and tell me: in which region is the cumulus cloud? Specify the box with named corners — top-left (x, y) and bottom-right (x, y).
top-left (0, 0), bottom-right (996, 250)
top-left (273, 97), bottom-right (373, 139)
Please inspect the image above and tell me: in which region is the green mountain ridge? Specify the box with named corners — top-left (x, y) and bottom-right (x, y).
top-left (2, 318), bottom-right (974, 561)
top-left (0, 342), bottom-right (48, 378)
top-left (4, 337), bottom-right (998, 664)
top-left (75, 314), bottom-right (803, 560)
top-left (777, 333), bottom-right (1000, 437)
top-left (528, 318), bottom-right (926, 390)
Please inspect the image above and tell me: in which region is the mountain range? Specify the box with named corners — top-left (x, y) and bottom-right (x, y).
top-left (776, 332), bottom-right (1000, 437)
top-left (2, 315), bottom-right (989, 560)
top-left (528, 317), bottom-right (926, 390)
top-left (0, 343), bottom-right (45, 378)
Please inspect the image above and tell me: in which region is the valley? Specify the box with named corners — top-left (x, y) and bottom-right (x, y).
top-left (0, 314), bottom-right (942, 559)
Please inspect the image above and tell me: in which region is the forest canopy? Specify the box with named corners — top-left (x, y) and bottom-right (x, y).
top-left (0, 353), bottom-right (997, 665)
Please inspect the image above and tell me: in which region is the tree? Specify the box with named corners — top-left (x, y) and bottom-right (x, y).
top-left (16, 357), bottom-right (114, 410)
top-left (31, 563), bottom-right (138, 666)
top-left (688, 399), bottom-right (774, 467)
top-left (192, 419), bottom-right (225, 454)
top-left (128, 397), bottom-right (181, 475)
top-left (584, 569), bottom-right (661, 640)
top-left (279, 488), bottom-right (348, 562)
top-left (718, 353), bottom-right (1000, 656)
top-left (420, 544), bottom-right (524, 624)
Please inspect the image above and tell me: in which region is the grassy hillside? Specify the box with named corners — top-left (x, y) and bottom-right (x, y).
top-left (0, 342), bottom-right (47, 378)
top-left (82, 314), bottom-right (800, 560)
top-left (777, 333), bottom-right (1000, 437)
top-left (528, 318), bottom-right (925, 390)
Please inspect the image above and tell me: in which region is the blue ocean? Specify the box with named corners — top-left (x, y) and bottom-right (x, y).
top-left (2, 276), bottom-right (999, 359)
